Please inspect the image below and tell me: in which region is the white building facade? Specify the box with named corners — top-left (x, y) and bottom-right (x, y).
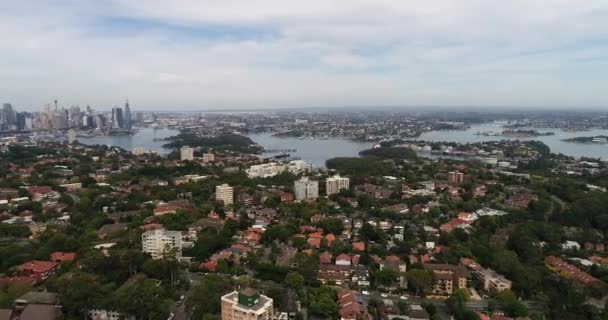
top-left (325, 175), bottom-right (349, 195)
top-left (294, 177), bottom-right (319, 201)
top-left (142, 229), bottom-right (183, 260)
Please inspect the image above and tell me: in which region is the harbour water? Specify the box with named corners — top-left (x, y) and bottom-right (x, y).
top-left (409, 123), bottom-right (608, 160)
top-left (248, 133), bottom-right (373, 167)
top-left (79, 123), bottom-right (608, 165)
top-left (78, 127), bottom-right (179, 154)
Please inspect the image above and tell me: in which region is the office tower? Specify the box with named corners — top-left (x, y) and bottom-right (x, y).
top-left (124, 99), bottom-right (132, 130)
top-left (51, 108), bottom-right (69, 130)
top-left (142, 229), bottom-right (183, 260)
top-left (1, 103), bottom-right (16, 126)
top-left (326, 174), bottom-right (350, 196)
top-left (68, 106), bottom-right (82, 128)
top-left (40, 112), bottom-right (50, 130)
top-left (67, 129), bottom-right (76, 144)
top-left (448, 171), bottom-right (464, 185)
top-left (216, 184), bottom-right (234, 205)
top-left (135, 112), bottom-right (144, 123)
top-left (294, 177), bottom-right (319, 201)
top-left (221, 289), bottom-right (273, 320)
top-left (16, 112), bottom-right (27, 131)
top-left (111, 107), bottom-right (124, 129)
top-left (180, 146), bottom-right (194, 161)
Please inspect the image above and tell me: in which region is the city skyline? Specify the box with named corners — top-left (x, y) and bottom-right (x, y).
top-left (1, 1), bottom-right (607, 110)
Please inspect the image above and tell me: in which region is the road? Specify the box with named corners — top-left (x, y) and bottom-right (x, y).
top-left (172, 271), bottom-right (206, 320)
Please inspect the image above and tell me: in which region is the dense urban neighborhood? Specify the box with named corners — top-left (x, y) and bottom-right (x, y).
top-left (0, 110), bottom-right (607, 320)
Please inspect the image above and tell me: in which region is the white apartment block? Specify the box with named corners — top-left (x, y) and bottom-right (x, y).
top-left (88, 309), bottom-right (134, 320)
top-left (221, 289), bottom-right (273, 320)
top-left (216, 184), bottom-right (234, 205)
top-left (474, 268), bottom-right (512, 292)
top-left (132, 147), bottom-right (145, 156)
top-left (142, 229), bottom-right (183, 260)
top-left (325, 174), bottom-right (350, 195)
top-left (246, 160), bottom-right (307, 178)
top-left (202, 153), bottom-right (215, 162)
top-left (294, 177), bottom-right (319, 201)
top-left (180, 146), bottom-right (194, 161)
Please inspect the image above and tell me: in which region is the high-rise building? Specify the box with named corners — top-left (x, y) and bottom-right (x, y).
top-left (180, 146), bottom-right (194, 161)
top-left (111, 107), bottom-right (124, 129)
top-left (135, 112), bottom-right (144, 123)
top-left (216, 184), bottom-right (234, 205)
top-left (124, 99), bottom-right (132, 130)
top-left (326, 174), bottom-right (350, 196)
top-left (68, 106), bottom-right (82, 128)
top-left (132, 147), bottom-right (145, 156)
top-left (202, 153), bottom-right (215, 163)
top-left (67, 129), bottom-right (76, 144)
top-left (1, 103), bottom-right (16, 126)
top-left (142, 229), bottom-right (183, 260)
top-left (221, 288), bottom-right (274, 320)
top-left (16, 112), bottom-right (28, 131)
top-left (294, 177), bottom-right (319, 201)
top-left (448, 171), bottom-right (464, 185)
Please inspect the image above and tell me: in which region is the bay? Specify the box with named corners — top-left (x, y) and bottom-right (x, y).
top-left (78, 127), bottom-right (179, 154)
top-left (409, 122), bottom-right (608, 160)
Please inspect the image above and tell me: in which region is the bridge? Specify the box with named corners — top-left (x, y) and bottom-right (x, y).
top-left (262, 148), bottom-right (297, 153)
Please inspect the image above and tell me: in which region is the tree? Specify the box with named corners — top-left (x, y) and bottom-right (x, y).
top-left (407, 269), bottom-right (434, 295)
top-left (374, 269), bottom-right (399, 288)
top-left (315, 218), bottom-right (344, 235)
top-left (497, 289), bottom-right (528, 318)
top-left (186, 274), bottom-right (232, 320)
top-left (308, 286), bottom-right (338, 319)
top-left (115, 276), bottom-right (171, 320)
top-left (447, 289), bottom-right (478, 320)
top-left (285, 272), bottom-right (305, 289)
top-left (55, 272), bottom-right (113, 318)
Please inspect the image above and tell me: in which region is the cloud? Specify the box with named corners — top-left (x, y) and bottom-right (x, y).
top-left (0, 0), bottom-right (607, 110)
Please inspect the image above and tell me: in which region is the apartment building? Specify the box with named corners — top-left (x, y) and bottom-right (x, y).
top-left (221, 289), bottom-right (273, 320)
top-left (180, 146), bottom-right (194, 161)
top-left (424, 264), bottom-right (468, 296)
top-left (142, 229), bottom-right (182, 260)
top-left (326, 175), bottom-right (350, 196)
top-left (448, 171), bottom-right (464, 185)
top-left (294, 177), bottom-right (318, 201)
top-left (202, 153), bottom-right (215, 163)
top-left (473, 268), bottom-right (512, 292)
top-left (216, 184), bottom-right (234, 205)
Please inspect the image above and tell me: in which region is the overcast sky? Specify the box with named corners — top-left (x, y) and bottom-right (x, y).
top-left (1, 0), bottom-right (607, 110)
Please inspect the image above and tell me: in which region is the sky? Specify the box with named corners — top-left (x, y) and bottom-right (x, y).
top-left (1, 0), bottom-right (607, 111)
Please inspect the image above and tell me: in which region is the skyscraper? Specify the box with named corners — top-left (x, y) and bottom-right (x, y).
top-left (124, 99), bottom-right (132, 130)
top-left (111, 107), bottom-right (124, 129)
top-left (1, 103), bottom-right (16, 131)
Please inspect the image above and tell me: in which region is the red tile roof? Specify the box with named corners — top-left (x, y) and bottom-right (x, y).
top-left (545, 256), bottom-right (598, 285)
top-left (49, 252), bottom-right (76, 262)
top-left (16, 261), bottom-right (58, 274)
top-left (352, 242), bottom-right (365, 251)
